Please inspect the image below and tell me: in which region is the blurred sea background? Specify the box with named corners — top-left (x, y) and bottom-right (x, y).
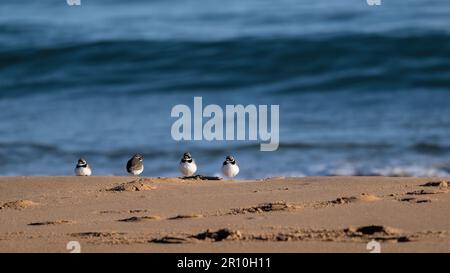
top-left (1, 0), bottom-right (450, 178)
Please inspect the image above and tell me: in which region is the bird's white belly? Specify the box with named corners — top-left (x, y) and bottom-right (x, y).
top-left (130, 166), bottom-right (144, 176)
top-left (75, 167), bottom-right (92, 176)
top-left (222, 164), bottom-right (239, 177)
top-left (179, 162), bottom-right (197, 176)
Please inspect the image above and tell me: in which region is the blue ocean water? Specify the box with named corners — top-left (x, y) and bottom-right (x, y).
top-left (1, 0), bottom-right (450, 178)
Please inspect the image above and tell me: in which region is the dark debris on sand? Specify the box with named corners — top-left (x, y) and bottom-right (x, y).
top-left (420, 181), bottom-right (448, 188)
top-left (191, 228), bottom-right (243, 242)
top-left (150, 236), bottom-right (191, 244)
top-left (345, 225), bottom-right (412, 243)
top-left (180, 175), bottom-right (222, 181)
top-left (118, 216), bottom-right (160, 222)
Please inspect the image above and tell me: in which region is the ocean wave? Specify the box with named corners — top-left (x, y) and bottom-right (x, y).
top-left (364, 166), bottom-right (450, 177)
top-left (1, 32), bottom-right (450, 98)
top-left (195, 141), bottom-right (450, 154)
top-left (0, 141), bottom-right (171, 161)
top-left (412, 142), bottom-right (450, 154)
top-left (301, 162), bottom-right (450, 177)
top-left (2, 140), bottom-right (450, 160)
top-left (1, 140), bottom-right (450, 177)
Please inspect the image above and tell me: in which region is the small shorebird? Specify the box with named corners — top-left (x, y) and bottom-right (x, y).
top-left (75, 158), bottom-right (92, 176)
top-left (179, 152), bottom-right (197, 177)
top-left (126, 154), bottom-right (144, 176)
top-left (222, 155), bottom-right (239, 178)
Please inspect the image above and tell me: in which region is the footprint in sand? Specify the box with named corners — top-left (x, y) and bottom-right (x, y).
top-left (99, 209), bottom-right (151, 214)
top-left (398, 185), bottom-right (448, 203)
top-left (149, 225), bottom-right (420, 245)
top-left (312, 193), bottom-right (381, 208)
top-left (331, 193), bottom-right (381, 204)
top-left (28, 220), bottom-right (75, 226)
top-left (106, 179), bottom-right (156, 192)
top-left (345, 225), bottom-right (412, 243)
top-left (167, 214), bottom-right (203, 220)
top-left (71, 232), bottom-right (126, 238)
top-left (98, 210), bottom-right (122, 214)
top-left (150, 236), bottom-right (192, 244)
top-left (150, 228), bottom-right (242, 244)
top-left (118, 216), bottom-right (160, 222)
top-left (398, 197), bottom-right (432, 204)
top-left (420, 181), bottom-right (448, 189)
top-left (229, 201), bottom-right (299, 215)
top-left (191, 228), bottom-right (243, 242)
top-left (406, 189), bottom-right (447, 195)
top-left (128, 209), bottom-right (150, 213)
top-left (0, 200), bottom-right (38, 210)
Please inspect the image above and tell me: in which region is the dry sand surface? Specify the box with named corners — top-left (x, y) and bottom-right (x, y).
top-left (0, 176), bottom-right (449, 253)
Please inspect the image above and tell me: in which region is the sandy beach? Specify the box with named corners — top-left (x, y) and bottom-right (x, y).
top-left (0, 176), bottom-right (449, 253)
